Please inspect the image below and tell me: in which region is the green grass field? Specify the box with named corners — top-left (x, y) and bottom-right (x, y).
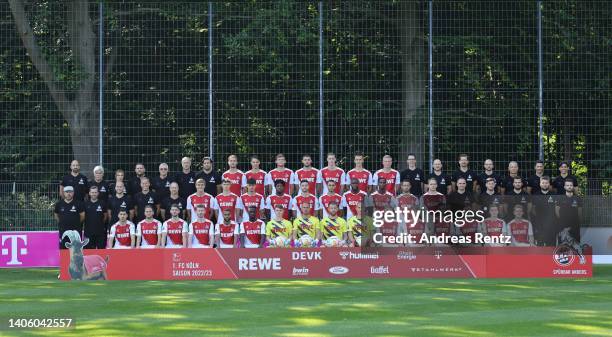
top-left (1, 267), bottom-right (611, 337)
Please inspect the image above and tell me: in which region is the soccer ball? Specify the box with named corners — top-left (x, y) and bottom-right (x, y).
top-left (272, 236), bottom-right (290, 248)
top-left (325, 236), bottom-right (341, 247)
top-left (297, 235), bottom-right (314, 248)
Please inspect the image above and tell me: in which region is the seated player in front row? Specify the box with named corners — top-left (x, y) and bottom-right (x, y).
top-left (136, 205), bottom-right (162, 248)
top-left (292, 202), bottom-right (320, 247)
top-left (265, 204), bottom-right (293, 247)
top-left (241, 206), bottom-right (266, 248)
top-left (347, 202), bottom-right (368, 247)
top-left (162, 204), bottom-right (188, 248)
top-left (188, 203), bottom-right (215, 248)
top-left (507, 204), bottom-right (535, 246)
top-left (479, 204), bottom-right (509, 247)
top-left (319, 202), bottom-right (349, 247)
top-left (215, 208), bottom-right (240, 248)
top-left (107, 208), bottom-right (135, 249)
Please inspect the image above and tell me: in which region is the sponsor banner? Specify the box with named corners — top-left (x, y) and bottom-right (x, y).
top-left (60, 247), bottom-right (592, 280)
top-left (1, 231), bottom-right (59, 268)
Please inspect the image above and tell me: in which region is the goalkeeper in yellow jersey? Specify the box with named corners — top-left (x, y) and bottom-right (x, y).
top-left (265, 204), bottom-right (292, 248)
top-left (347, 201), bottom-right (374, 247)
top-left (319, 202), bottom-right (348, 247)
top-left (292, 202), bottom-right (320, 247)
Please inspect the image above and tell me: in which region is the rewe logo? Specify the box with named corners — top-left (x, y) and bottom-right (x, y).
top-left (238, 258), bottom-right (281, 270)
top-left (1, 235), bottom-right (28, 265)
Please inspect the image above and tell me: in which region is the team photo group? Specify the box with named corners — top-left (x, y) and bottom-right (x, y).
top-left (55, 152), bottom-right (583, 250)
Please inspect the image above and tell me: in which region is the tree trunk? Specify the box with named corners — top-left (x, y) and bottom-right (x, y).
top-left (398, 0), bottom-right (426, 170)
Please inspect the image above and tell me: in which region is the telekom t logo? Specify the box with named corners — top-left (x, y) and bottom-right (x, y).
top-left (1, 235), bottom-right (28, 265)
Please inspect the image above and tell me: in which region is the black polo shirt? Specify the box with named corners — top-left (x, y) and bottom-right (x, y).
top-left (552, 174), bottom-right (578, 195)
top-left (477, 191), bottom-right (503, 214)
top-left (527, 174), bottom-right (544, 194)
top-left (161, 196), bottom-right (187, 221)
top-left (174, 171), bottom-right (197, 199)
top-left (400, 167), bottom-right (425, 196)
top-left (133, 191), bottom-right (159, 223)
top-left (476, 171), bottom-right (501, 194)
top-left (84, 199), bottom-right (107, 236)
top-left (447, 190), bottom-right (476, 212)
top-left (54, 199), bottom-right (84, 232)
top-left (127, 175), bottom-right (146, 196)
top-left (196, 170), bottom-right (222, 197)
top-left (107, 193), bottom-right (134, 224)
top-left (427, 172), bottom-right (451, 195)
top-left (88, 179), bottom-right (110, 202)
top-left (504, 189), bottom-right (530, 219)
top-left (151, 175), bottom-right (172, 201)
top-left (451, 169), bottom-right (477, 192)
top-left (500, 174), bottom-right (528, 193)
top-left (60, 173), bottom-right (89, 201)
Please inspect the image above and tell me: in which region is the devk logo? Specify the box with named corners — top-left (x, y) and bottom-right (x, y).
top-left (1, 234), bottom-right (28, 265)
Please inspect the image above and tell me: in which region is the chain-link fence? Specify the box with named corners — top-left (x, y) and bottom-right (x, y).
top-left (1, 1), bottom-right (610, 230)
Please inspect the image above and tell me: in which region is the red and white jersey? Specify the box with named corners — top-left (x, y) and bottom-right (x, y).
top-left (240, 193), bottom-right (265, 221)
top-left (222, 169), bottom-right (245, 196)
top-left (344, 168), bottom-right (373, 193)
top-left (482, 218), bottom-right (508, 246)
top-left (136, 219), bottom-right (162, 248)
top-left (407, 221), bottom-right (428, 238)
top-left (432, 221), bottom-right (453, 236)
top-left (186, 192), bottom-right (217, 222)
top-left (341, 190), bottom-right (367, 219)
top-left (421, 192), bottom-right (446, 211)
top-left (370, 191), bottom-right (397, 212)
top-left (292, 193), bottom-right (320, 217)
top-left (163, 218), bottom-right (188, 247)
top-left (265, 194), bottom-right (293, 220)
top-left (244, 169), bottom-right (267, 196)
top-left (264, 168), bottom-right (294, 194)
top-left (215, 221), bottom-right (240, 248)
top-left (109, 221), bottom-right (135, 249)
top-left (457, 220), bottom-right (479, 243)
top-left (215, 193), bottom-right (244, 224)
top-left (397, 193), bottom-right (419, 210)
top-left (372, 169), bottom-right (401, 195)
top-left (292, 168), bottom-right (319, 195)
top-left (241, 219), bottom-right (266, 248)
top-left (318, 167), bottom-right (345, 194)
top-left (188, 219), bottom-right (214, 248)
top-left (508, 219), bottom-right (533, 245)
top-left (319, 193), bottom-right (343, 218)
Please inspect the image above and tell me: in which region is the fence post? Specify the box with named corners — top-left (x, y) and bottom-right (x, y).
top-left (537, 1), bottom-right (544, 161)
top-left (428, 0), bottom-right (434, 173)
top-left (98, 1), bottom-right (104, 166)
top-left (318, 1), bottom-right (324, 168)
top-left (208, 2), bottom-right (214, 159)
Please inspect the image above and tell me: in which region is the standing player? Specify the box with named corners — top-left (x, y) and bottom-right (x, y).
top-left (507, 204), bottom-right (535, 246)
top-left (88, 166), bottom-right (110, 202)
top-left (107, 209), bottom-right (135, 249)
top-left (244, 155), bottom-right (267, 196)
top-left (317, 152), bottom-right (345, 194)
top-left (214, 209), bottom-right (240, 248)
top-left (133, 177), bottom-right (159, 223)
top-left (222, 154), bottom-right (245, 196)
top-left (196, 157), bottom-right (223, 197)
top-left (151, 163), bottom-right (172, 202)
top-left (479, 204), bottom-right (509, 247)
top-left (292, 203), bottom-right (320, 247)
top-left (476, 159), bottom-right (501, 194)
top-left (186, 179), bottom-right (217, 223)
top-left (451, 154), bottom-right (477, 193)
top-left (447, 177), bottom-right (476, 213)
top-left (427, 159), bottom-right (451, 195)
top-left (400, 153), bottom-right (425, 197)
top-left (175, 157), bottom-right (197, 199)
top-left (552, 161), bottom-right (579, 195)
top-left (127, 163), bottom-right (147, 196)
top-left (59, 160), bottom-right (88, 201)
top-left (265, 204), bottom-right (293, 247)
top-left (265, 180), bottom-right (293, 220)
top-left (241, 207), bottom-right (266, 248)
top-left (531, 176), bottom-right (557, 246)
top-left (240, 178), bottom-right (265, 221)
top-left (162, 204), bottom-right (188, 248)
top-left (160, 182), bottom-right (186, 221)
top-left (292, 154), bottom-right (319, 195)
top-left (265, 153), bottom-right (294, 195)
top-left (107, 181), bottom-right (134, 224)
top-left (187, 204), bottom-right (215, 248)
top-left (83, 186), bottom-right (108, 249)
top-left (527, 160), bottom-right (545, 194)
top-left (292, 180), bottom-right (320, 218)
top-left (215, 179), bottom-right (244, 224)
top-left (477, 177), bottom-right (503, 217)
top-left (319, 180), bottom-right (343, 219)
top-left (342, 178), bottom-right (368, 220)
top-left (555, 180), bottom-right (582, 242)
top-left (503, 176), bottom-right (531, 221)
top-left (344, 152), bottom-right (373, 194)
top-left (500, 161), bottom-right (527, 194)
top-left (319, 202), bottom-right (348, 246)
top-left (136, 205), bottom-right (162, 248)
top-left (372, 155), bottom-right (401, 195)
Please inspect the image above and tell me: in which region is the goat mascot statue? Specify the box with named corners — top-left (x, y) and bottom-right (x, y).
top-left (63, 230), bottom-right (109, 280)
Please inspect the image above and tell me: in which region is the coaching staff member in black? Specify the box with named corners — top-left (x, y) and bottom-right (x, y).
top-left (84, 185), bottom-right (108, 249)
top-left (197, 156), bottom-right (222, 196)
top-left (54, 186), bottom-right (85, 249)
top-left (59, 160), bottom-right (88, 201)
